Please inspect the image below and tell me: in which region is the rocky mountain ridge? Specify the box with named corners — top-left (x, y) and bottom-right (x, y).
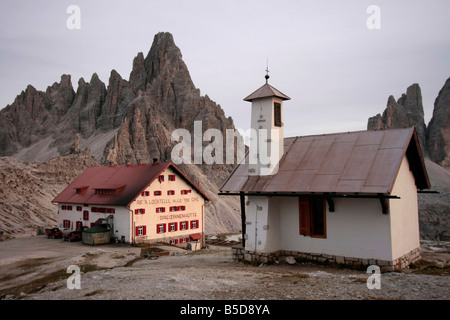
top-left (368, 77), bottom-right (450, 166)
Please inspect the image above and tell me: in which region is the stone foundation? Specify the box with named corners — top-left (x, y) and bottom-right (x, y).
top-left (231, 245), bottom-right (421, 272)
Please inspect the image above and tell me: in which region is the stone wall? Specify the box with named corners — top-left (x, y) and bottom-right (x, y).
top-left (231, 245), bottom-right (421, 272)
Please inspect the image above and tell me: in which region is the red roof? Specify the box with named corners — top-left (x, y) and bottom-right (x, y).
top-left (220, 128), bottom-right (430, 195)
top-left (53, 162), bottom-right (210, 206)
top-left (190, 233), bottom-right (203, 240)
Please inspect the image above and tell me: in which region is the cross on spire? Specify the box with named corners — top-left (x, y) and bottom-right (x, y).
top-left (265, 59), bottom-right (270, 84)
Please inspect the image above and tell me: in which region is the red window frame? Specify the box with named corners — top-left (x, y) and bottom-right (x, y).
top-left (63, 220), bottom-right (70, 229)
top-left (179, 206), bottom-right (186, 211)
top-left (76, 206), bottom-right (82, 211)
top-left (170, 239), bottom-right (178, 245)
top-left (76, 221), bottom-right (83, 231)
top-left (167, 190), bottom-right (175, 195)
top-left (169, 206), bottom-right (178, 212)
top-left (180, 221), bottom-right (188, 230)
top-left (136, 225), bottom-right (147, 236)
top-left (135, 208), bottom-right (145, 214)
top-left (158, 175), bottom-right (164, 183)
top-left (83, 210), bottom-right (89, 221)
top-left (157, 224), bottom-right (166, 234)
top-left (169, 222), bottom-right (178, 232)
top-left (156, 207), bottom-right (165, 213)
top-left (154, 191), bottom-right (162, 196)
top-left (190, 220), bottom-right (199, 229)
top-left (168, 175), bottom-right (176, 181)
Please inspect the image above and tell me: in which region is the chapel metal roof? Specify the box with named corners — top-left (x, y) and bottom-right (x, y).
top-left (243, 83), bottom-right (291, 101)
top-left (53, 162), bottom-right (210, 207)
top-left (220, 127), bottom-right (430, 195)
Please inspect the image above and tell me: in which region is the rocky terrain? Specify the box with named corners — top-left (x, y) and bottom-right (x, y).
top-left (418, 159), bottom-right (450, 241)
top-left (0, 236), bottom-right (448, 301)
top-left (0, 151), bottom-right (99, 239)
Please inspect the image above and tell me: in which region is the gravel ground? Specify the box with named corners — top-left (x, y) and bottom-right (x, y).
top-left (0, 236), bottom-right (449, 301)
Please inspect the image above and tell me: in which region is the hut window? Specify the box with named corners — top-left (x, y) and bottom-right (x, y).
top-left (299, 197), bottom-right (326, 238)
top-left (180, 221), bottom-right (188, 230)
top-left (157, 224), bottom-right (166, 234)
top-left (135, 208), bottom-right (145, 214)
top-left (156, 207), bottom-right (165, 213)
top-left (136, 225), bottom-right (146, 236)
top-left (168, 175), bottom-right (176, 181)
top-left (83, 211), bottom-right (89, 221)
top-left (167, 190), bottom-right (175, 195)
top-left (63, 220), bottom-right (71, 229)
top-left (190, 220), bottom-right (199, 229)
top-left (169, 222), bottom-right (178, 232)
top-left (154, 191), bottom-right (162, 196)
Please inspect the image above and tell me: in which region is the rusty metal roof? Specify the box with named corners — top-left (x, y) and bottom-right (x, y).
top-left (244, 83), bottom-right (291, 101)
top-left (220, 127), bottom-right (430, 195)
top-left (53, 162), bottom-right (210, 207)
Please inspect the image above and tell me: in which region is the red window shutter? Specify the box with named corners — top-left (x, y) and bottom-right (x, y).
top-left (299, 197), bottom-right (311, 236)
top-left (156, 225), bottom-right (160, 234)
top-left (143, 226), bottom-right (147, 236)
top-left (142, 209), bottom-right (145, 214)
top-left (136, 226), bottom-right (140, 236)
top-left (163, 224), bottom-right (167, 233)
top-left (135, 209), bottom-right (138, 214)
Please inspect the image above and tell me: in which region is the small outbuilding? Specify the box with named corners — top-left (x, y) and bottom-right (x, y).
top-left (82, 226), bottom-right (111, 246)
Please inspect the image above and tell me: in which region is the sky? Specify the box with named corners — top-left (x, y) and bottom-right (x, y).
top-left (0, 0), bottom-right (449, 138)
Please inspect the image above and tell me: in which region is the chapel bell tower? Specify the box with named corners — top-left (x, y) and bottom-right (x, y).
top-left (244, 72), bottom-right (290, 176)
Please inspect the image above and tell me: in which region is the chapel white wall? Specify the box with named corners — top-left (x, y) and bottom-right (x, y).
top-left (389, 156), bottom-right (420, 260)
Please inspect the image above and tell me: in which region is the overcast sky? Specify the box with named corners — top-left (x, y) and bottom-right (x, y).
top-left (1, 0), bottom-right (449, 138)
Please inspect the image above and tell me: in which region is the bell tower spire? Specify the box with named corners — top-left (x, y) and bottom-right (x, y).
top-left (244, 71), bottom-right (290, 176)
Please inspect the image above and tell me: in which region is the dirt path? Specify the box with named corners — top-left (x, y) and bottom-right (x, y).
top-left (0, 236), bottom-right (449, 300)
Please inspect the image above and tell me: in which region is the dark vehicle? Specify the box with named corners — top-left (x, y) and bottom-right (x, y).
top-left (62, 230), bottom-right (83, 242)
top-left (45, 228), bottom-right (62, 239)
